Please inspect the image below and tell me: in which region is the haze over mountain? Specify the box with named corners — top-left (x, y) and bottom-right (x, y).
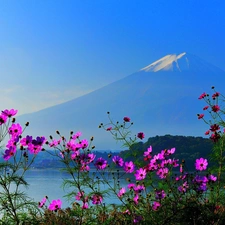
top-left (17, 52), bottom-right (225, 150)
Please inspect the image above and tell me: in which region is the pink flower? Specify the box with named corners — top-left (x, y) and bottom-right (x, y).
top-left (8, 123), bottom-right (22, 137)
top-left (133, 194), bottom-right (139, 205)
top-left (203, 106), bottom-right (209, 110)
top-left (112, 156), bottom-right (124, 167)
top-left (180, 164), bottom-right (183, 173)
top-left (195, 158), bottom-right (208, 171)
top-left (127, 183), bottom-right (136, 190)
top-left (82, 202), bottom-right (88, 209)
top-left (155, 190), bottom-right (166, 199)
top-left (20, 135), bottom-right (33, 146)
top-left (72, 131), bottom-right (82, 139)
top-left (205, 130), bottom-right (210, 135)
top-left (137, 132), bottom-right (145, 140)
top-left (48, 199), bottom-right (62, 211)
top-left (86, 153), bottom-right (96, 163)
top-left (118, 187), bottom-right (126, 198)
top-left (144, 146), bottom-right (152, 156)
top-left (106, 127), bottom-right (112, 131)
top-left (123, 117), bottom-right (130, 122)
top-left (134, 184), bottom-right (145, 194)
top-left (208, 174), bottom-right (217, 182)
top-left (124, 161), bottom-right (135, 173)
top-left (91, 194), bottom-right (103, 205)
top-left (152, 201), bottom-right (161, 211)
top-left (75, 191), bottom-right (85, 201)
top-left (80, 139), bottom-right (88, 149)
top-left (178, 181), bottom-right (189, 193)
top-left (3, 146), bottom-right (16, 161)
top-left (94, 157), bottom-right (107, 170)
top-left (156, 168), bottom-right (169, 179)
top-left (134, 168), bottom-right (147, 180)
top-left (0, 113), bottom-right (7, 125)
top-left (38, 197), bottom-right (47, 208)
top-left (49, 139), bottom-right (61, 147)
top-left (2, 109), bottom-right (18, 117)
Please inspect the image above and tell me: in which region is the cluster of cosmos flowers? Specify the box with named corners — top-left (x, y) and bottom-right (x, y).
top-left (0, 109), bottom-right (218, 217)
top-left (198, 89), bottom-right (224, 143)
top-left (0, 109), bottom-right (46, 160)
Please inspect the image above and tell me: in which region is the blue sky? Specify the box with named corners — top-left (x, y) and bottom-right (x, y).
top-left (1, 0), bottom-right (225, 115)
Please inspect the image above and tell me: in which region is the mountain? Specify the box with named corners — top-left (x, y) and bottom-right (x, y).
top-left (17, 52), bottom-right (225, 150)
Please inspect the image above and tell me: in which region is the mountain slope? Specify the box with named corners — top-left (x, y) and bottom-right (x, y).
top-left (17, 52), bottom-right (225, 150)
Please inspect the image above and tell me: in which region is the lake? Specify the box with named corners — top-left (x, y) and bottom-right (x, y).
top-left (16, 168), bottom-right (132, 208)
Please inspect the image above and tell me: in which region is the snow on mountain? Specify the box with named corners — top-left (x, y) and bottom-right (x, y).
top-left (17, 52), bottom-right (225, 150)
top-left (140, 52), bottom-right (224, 74)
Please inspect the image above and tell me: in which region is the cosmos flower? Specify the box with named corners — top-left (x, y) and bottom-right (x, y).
top-left (134, 168), bottom-right (147, 180)
top-left (48, 199), bottom-right (62, 211)
top-left (195, 158), bottom-right (208, 171)
top-left (94, 157), bottom-right (107, 170)
top-left (124, 161), bottom-right (135, 173)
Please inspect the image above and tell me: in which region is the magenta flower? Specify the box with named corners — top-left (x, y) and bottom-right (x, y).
top-left (106, 127), bottom-right (112, 131)
top-left (178, 181), bottom-right (189, 193)
top-left (112, 156), bottom-right (124, 167)
top-left (3, 146), bottom-right (16, 160)
top-left (123, 117), bottom-right (130, 122)
top-left (143, 146), bottom-right (152, 161)
top-left (48, 199), bottom-right (62, 211)
top-left (127, 183), bottom-right (136, 190)
top-left (80, 139), bottom-right (88, 149)
top-left (2, 109), bottom-right (18, 117)
top-left (72, 131), bottom-right (82, 139)
top-left (38, 197), bottom-right (47, 208)
top-left (82, 202), bottom-right (88, 209)
top-left (94, 157), bottom-right (107, 170)
top-left (195, 158), bottom-right (208, 171)
top-left (134, 168), bottom-right (147, 180)
top-left (27, 143), bottom-right (42, 154)
top-left (156, 167), bottom-right (169, 179)
top-left (203, 106), bottom-right (209, 110)
top-left (20, 135), bottom-right (33, 146)
top-left (155, 190), bottom-right (166, 199)
top-left (118, 187), bottom-right (126, 198)
top-left (134, 184), bottom-right (145, 194)
top-left (91, 194), bottom-right (103, 205)
top-left (137, 132), bottom-right (145, 140)
top-left (8, 123), bottom-right (22, 137)
top-left (133, 194), bottom-right (139, 205)
top-left (49, 139), bottom-right (61, 147)
top-left (86, 153), bottom-right (96, 163)
top-left (75, 191), bottom-right (85, 201)
top-left (124, 161), bottom-right (135, 173)
top-left (0, 113), bottom-right (7, 125)
top-left (208, 174), bottom-right (217, 182)
top-left (152, 201), bottom-right (161, 211)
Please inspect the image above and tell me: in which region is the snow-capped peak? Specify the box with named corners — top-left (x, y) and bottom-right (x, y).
top-left (140, 52), bottom-right (223, 73)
